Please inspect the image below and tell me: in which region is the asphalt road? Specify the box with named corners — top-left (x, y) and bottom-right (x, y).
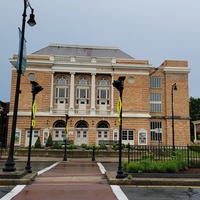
top-left (121, 186), bottom-right (200, 200)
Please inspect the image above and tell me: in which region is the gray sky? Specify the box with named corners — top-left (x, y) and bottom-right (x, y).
top-left (1, 0), bottom-right (200, 102)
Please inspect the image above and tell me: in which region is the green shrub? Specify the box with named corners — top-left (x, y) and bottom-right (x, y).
top-left (80, 143), bottom-right (88, 148)
top-left (46, 134), bottom-right (53, 147)
top-left (127, 162), bottom-right (145, 173)
top-left (122, 162), bottom-right (128, 170)
top-left (35, 136), bottom-right (41, 148)
top-left (99, 143), bottom-right (107, 149)
top-left (67, 144), bottom-right (78, 149)
top-left (90, 144), bottom-right (98, 150)
top-left (126, 159), bottom-right (186, 173)
top-left (52, 141), bottom-right (62, 149)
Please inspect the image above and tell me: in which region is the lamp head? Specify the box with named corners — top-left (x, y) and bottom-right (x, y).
top-left (31, 81), bottom-right (43, 94)
top-left (27, 9), bottom-right (36, 27)
top-left (113, 76), bottom-right (126, 92)
top-left (173, 83), bottom-right (177, 91)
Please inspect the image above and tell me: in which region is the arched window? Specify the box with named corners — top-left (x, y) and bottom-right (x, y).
top-left (97, 121), bottom-right (109, 128)
top-left (55, 76), bottom-right (69, 104)
top-left (76, 77), bottom-right (90, 104)
top-left (54, 120), bottom-right (66, 128)
top-left (97, 78), bottom-right (110, 105)
top-left (76, 120), bottom-right (88, 128)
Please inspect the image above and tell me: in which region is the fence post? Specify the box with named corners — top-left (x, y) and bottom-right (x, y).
top-left (127, 143), bottom-right (130, 163)
top-left (187, 145), bottom-right (190, 168)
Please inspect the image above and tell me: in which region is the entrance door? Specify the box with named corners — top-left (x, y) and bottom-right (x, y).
top-left (97, 130), bottom-right (109, 145)
top-left (76, 130), bottom-right (88, 145)
top-left (53, 129), bottom-right (65, 141)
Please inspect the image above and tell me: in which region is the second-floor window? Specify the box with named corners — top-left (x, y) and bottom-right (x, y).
top-left (150, 93), bottom-right (162, 112)
top-left (150, 77), bottom-right (162, 88)
top-left (97, 78), bottom-right (110, 105)
top-left (55, 76), bottom-right (69, 104)
top-left (76, 77), bottom-right (90, 104)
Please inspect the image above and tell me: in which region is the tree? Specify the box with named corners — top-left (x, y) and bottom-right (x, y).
top-left (189, 97), bottom-right (200, 141)
top-left (46, 134), bottom-right (53, 147)
top-left (35, 136), bottom-right (41, 148)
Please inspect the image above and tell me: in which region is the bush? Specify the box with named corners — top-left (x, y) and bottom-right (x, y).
top-left (52, 141), bottom-right (62, 149)
top-left (126, 159), bottom-right (186, 173)
top-left (80, 143), bottom-right (88, 149)
top-left (127, 162), bottom-right (145, 173)
top-left (46, 134), bottom-right (53, 147)
top-left (99, 143), bottom-right (107, 149)
top-left (90, 144), bottom-right (98, 150)
top-left (67, 144), bottom-right (78, 150)
top-left (35, 136), bottom-right (41, 148)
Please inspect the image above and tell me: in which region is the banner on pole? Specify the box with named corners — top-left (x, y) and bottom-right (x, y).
top-left (15, 28), bottom-right (27, 75)
top-left (117, 96), bottom-right (122, 125)
top-left (32, 99), bottom-right (36, 127)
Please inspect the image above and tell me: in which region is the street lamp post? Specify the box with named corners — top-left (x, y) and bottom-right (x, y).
top-left (25, 81), bottom-right (43, 173)
top-left (63, 114), bottom-right (70, 161)
top-left (171, 83), bottom-right (177, 156)
top-left (3, 0), bottom-right (36, 172)
top-left (113, 76), bottom-right (126, 179)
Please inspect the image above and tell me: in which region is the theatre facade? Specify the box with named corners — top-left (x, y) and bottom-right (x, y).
top-left (7, 44), bottom-right (191, 147)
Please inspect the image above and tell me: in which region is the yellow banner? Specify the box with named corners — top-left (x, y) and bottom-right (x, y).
top-left (32, 119), bottom-right (35, 127)
top-left (32, 99), bottom-right (37, 120)
top-left (117, 96), bottom-right (122, 125)
top-left (66, 124), bottom-right (68, 139)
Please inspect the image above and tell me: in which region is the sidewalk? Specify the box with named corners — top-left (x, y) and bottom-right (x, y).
top-left (10, 159), bottom-right (117, 200)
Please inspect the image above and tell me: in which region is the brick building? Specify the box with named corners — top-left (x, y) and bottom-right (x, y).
top-left (7, 44), bottom-right (191, 147)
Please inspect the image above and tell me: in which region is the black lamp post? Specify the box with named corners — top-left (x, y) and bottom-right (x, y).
top-left (63, 114), bottom-right (70, 161)
top-left (113, 76), bottom-right (126, 179)
top-left (3, 0), bottom-right (36, 172)
top-left (171, 83), bottom-right (177, 156)
top-left (25, 81), bottom-right (43, 173)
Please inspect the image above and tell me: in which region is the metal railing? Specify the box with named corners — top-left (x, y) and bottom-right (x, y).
top-left (126, 145), bottom-right (200, 168)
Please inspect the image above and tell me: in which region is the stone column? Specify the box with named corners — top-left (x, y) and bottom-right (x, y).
top-left (90, 73), bottom-right (96, 115)
top-left (111, 73), bottom-right (114, 114)
top-left (69, 72), bottom-right (75, 115)
top-left (50, 72), bottom-right (54, 114)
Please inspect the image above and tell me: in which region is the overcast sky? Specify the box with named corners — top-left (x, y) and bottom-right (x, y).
top-left (1, 0), bottom-right (200, 102)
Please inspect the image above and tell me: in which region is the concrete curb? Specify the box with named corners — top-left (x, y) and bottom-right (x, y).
top-left (0, 172), bottom-right (37, 185)
top-left (105, 171), bottom-right (200, 186)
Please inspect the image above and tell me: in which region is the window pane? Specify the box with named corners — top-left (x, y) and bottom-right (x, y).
top-left (59, 88), bottom-right (65, 97)
top-left (101, 90), bottom-right (106, 98)
top-left (80, 89), bottom-right (86, 98)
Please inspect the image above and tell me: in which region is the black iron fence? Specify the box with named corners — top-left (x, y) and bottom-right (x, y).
top-left (126, 145), bottom-right (200, 168)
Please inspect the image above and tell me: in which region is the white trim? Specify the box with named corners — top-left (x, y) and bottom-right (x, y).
top-left (1, 185), bottom-right (26, 200)
top-left (110, 185), bottom-right (129, 200)
top-left (163, 67), bottom-right (191, 73)
top-left (97, 162), bottom-right (106, 174)
top-left (37, 162), bottom-right (60, 175)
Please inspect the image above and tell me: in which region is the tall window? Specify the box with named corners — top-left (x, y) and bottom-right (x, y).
top-left (150, 77), bottom-right (161, 88)
top-left (55, 76), bottom-right (69, 103)
top-left (76, 77), bottom-right (90, 104)
top-left (150, 93), bottom-right (162, 112)
top-left (150, 121), bottom-right (162, 142)
top-left (97, 78), bottom-right (110, 104)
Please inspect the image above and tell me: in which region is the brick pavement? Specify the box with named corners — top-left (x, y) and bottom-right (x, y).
top-left (12, 160), bottom-right (117, 200)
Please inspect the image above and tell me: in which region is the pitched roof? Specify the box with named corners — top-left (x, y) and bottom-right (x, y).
top-left (32, 44), bottom-right (134, 59)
